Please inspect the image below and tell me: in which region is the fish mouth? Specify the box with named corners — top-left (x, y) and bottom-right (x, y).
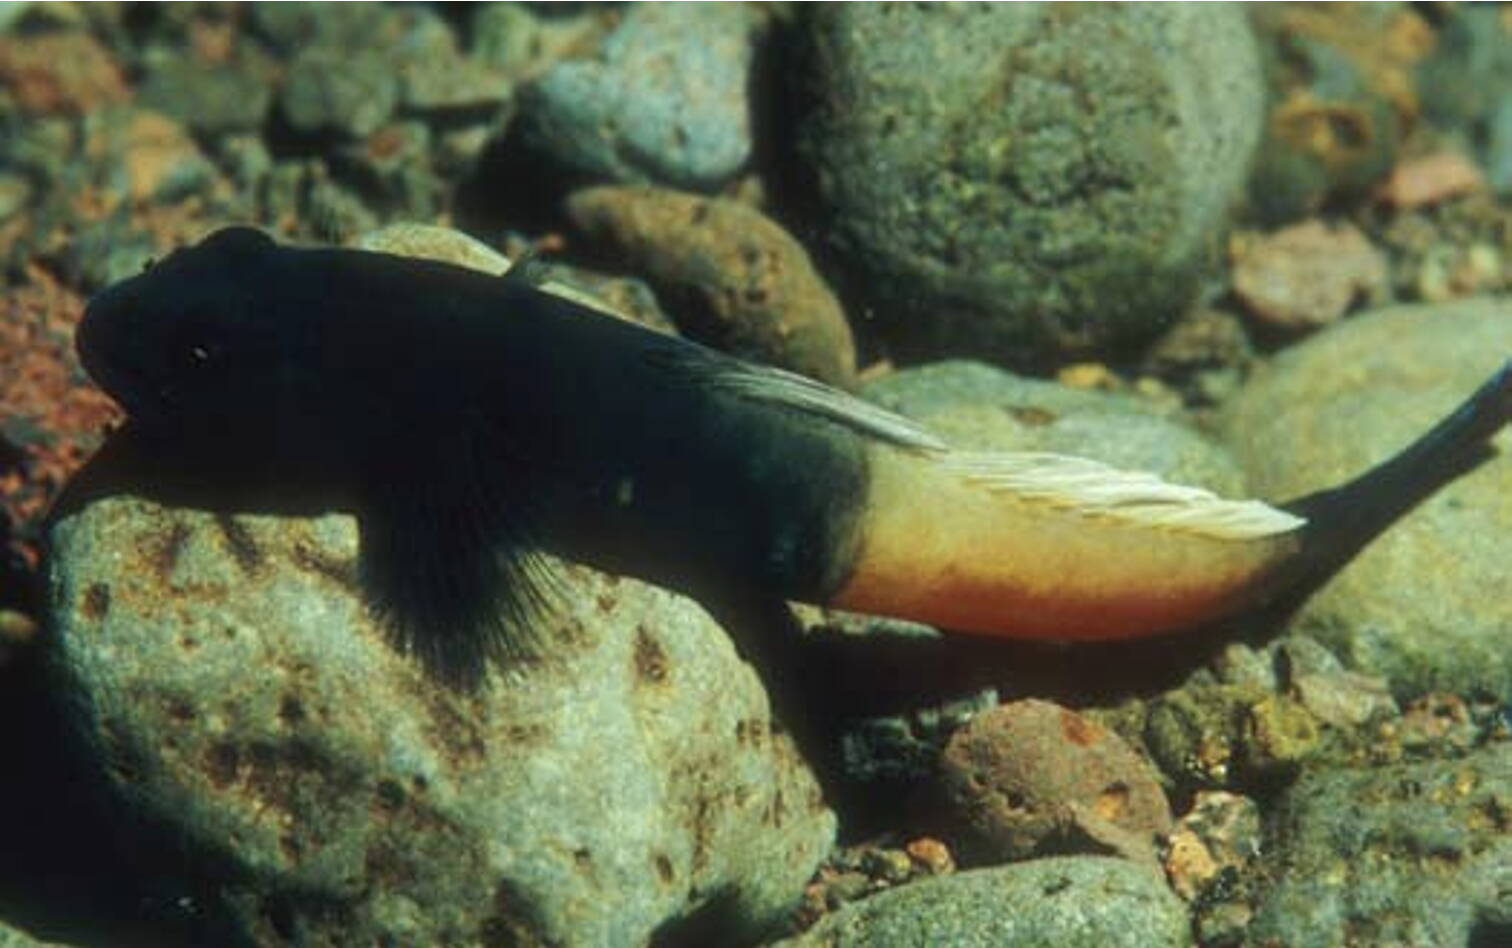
top-left (77, 293), bottom-right (168, 425)
top-left (77, 346), bottom-right (155, 419)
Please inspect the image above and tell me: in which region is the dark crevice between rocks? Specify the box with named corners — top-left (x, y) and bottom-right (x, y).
top-left (0, 638), bottom-right (258, 947)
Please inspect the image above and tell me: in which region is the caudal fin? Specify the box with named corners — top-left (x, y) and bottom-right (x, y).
top-left (1279, 359), bottom-right (1511, 601)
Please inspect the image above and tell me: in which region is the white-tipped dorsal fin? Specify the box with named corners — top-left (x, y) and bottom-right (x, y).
top-left (653, 348), bottom-right (949, 452)
top-left (939, 451), bottom-right (1306, 540)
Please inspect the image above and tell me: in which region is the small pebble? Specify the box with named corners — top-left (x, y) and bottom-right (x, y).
top-left (1230, 220), bottom-right (1389, 330)
top-left (1398, 693), bottom-right (1478, 752)
top-left (567, 185), bottom-right (857, 387)
top-left (0, 31), bottom-right (129, 114)
top-left (1378, 151), bottom-right (1486, 208)
top-left (903, 837), bottom-right (955, 876)
top-left (1290, 671), bottom-right (1397, 729)
top-left (940, 699), bottom-right (1172, 864)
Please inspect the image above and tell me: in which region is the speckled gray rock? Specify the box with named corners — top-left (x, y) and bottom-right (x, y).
top-left (1222, 298), bottom-right (1512, 700)
top-left (778, 857), bottom-right (1191, 947)
top-left (280, 49), bottom-right (398, 138)
top-left (799, 4), bottom-right (1264, 363)
top-left (250, 2), bottom-right (389, 54)
top-left (1247, 744), bottom-right (1512, 946)
top-left (864, 360), bottom-right (1253, 497)
top-left (0, 923), bottom-right (53, 948)
top-left (137, 62), bottom-right (272, 135)
top-left (47, 497), bottom-right (834, 946)
top-left (1246, 5), bottom-right (1409, 224)
top-left (517, 3), bottom-right (760, 188)
top-left (1418, 4), bottom-right (1512, 193)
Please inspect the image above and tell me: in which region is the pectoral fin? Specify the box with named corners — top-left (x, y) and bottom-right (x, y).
top-left (356, 418), bottom-right (563, 687)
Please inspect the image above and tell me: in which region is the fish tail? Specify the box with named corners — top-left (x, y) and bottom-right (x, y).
top-left (1281, 359), bottom-right (1511, 593)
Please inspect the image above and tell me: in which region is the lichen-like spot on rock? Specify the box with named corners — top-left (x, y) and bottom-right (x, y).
top-left (164, 697), bottom-right (196, 724)
top-left (653, 852), bottom-right (675, 884)
top-left (278, 694), bottom-right (306, 726)
top-left (214, 514), bottom-right (264, 575)
top-left (205, 741), bottom-right (241, 789)
top-left (483, 878), bottom-right (553, 948)
top-left (1007, 404), bottom-right (1058, 426)
top-left (144, 519), bottom-right (191, 581)
top-left (289, 539), bottom-right (359, 592)
top-left (767, 787), bottom-right (786, 829)
top-left (82, 582), bottom-right (111, 621)
top-left (374, 778), bottom-right (405, 814)
top-left (634, 625), bottom-right (670, 685)
top-left (735, 718), bottom-right (766, 747)
top-left (1094, 782), bottom-right (1131, 822)
top-left (1059, 707), bottom-right (1099, 747)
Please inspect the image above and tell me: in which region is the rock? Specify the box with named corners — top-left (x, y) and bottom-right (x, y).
top-left (85, 108), bottom-right (217, 204)
top-left (280, 49), bottom-right (399, 139)
top-left (1289, 670), bottom-right (1397, 730)
top-left (838, 684), bottom-right (996, 788)
top-left (249, 2), bottom-right (390, 54)
top-left (336, 121), bottom-right (443, 219)
top-left (469, 3), bottom-right (606, 82)
top-left (400, 56), bottom-right (509, 115)
top-left (1162, 790), bottom-right (1260, 902)
top-left (137, 61), bottom-right (273, 135)
top-left (1397, 693), bottom-right (1480, 753)
top-left (46, 495), bottom-right (834, 946)
top-left (0, 921), bottom-right (56, 947)
top-left (1221, 298), bottom-right (1512, 700)
top-left (1418, 4), bottom-right (1512, 193)
top-left (1247, 4), bottom-right (1425, 222)
top-left (517, 3), bottom-right (760, 188)
top-left (940, 700), bottom-right (1172, 865)
top-left (0, 30), bottom-right (128, 115)
top-left (1229, 220), bottom-right (1390, 331)
top-left (778, 857), bottom-right (1192, 948)
top-left (1141, 682), bottom-right (1283, 790)
top-left (863, 361), bottom-right (1254, 498)
top-left (567, 185), bottom-right (858, 387)
top-left (797, 4), bottom-right (1264, 363)
top-left (1378, 151), bottom-right (1487, 209)
top-left (355, 222), bottom-right (516, 275)
top-left (353, 222), bottom-right (672, 331)
top-left (0, 173), bottom-right (31, 222)
top-left (1247, 744), bottom-right (1512, 947)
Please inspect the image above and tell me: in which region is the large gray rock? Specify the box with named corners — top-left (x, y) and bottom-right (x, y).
top-left (799, 4), bottom-right (1264, 363)
top-left (864, 360), bottom-right (1253, 497)
top-left (1222, 298), bottom-right (1512, 700)
top-left (0, 923), bottom-right (56, 947)
top-left (1247, 744), bottom-right (1512, 947)
top-left (778, 857), bottom-right (1192, 947)
top-left (47, 497), bottom-right (834, 946)
top-left (517, 3), bottom-right (760, 188)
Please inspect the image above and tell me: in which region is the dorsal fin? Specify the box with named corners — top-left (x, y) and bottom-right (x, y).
top-left (939, 451), bottom-right (1306, 540)
top-left (651, 347), bottom-right (948, 452)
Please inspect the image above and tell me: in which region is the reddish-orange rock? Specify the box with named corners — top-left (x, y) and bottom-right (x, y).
top-left (940, 698), bottom-right (1172, 865)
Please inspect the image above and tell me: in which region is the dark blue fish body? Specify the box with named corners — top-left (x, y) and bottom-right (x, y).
top-left (77, 228), bottom-right (867, 682)
top-left (74, 227), bottom-right (1512, 689)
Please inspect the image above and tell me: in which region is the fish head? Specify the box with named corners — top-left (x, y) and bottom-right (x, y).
top-left (77, 227), bottom-right (301, 448)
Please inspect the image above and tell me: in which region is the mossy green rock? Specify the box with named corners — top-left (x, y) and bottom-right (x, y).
top-left (1223, 298), bottom-right (1512, 700)
top-left (799, 4), bottom-right (1263, 364)
top-left (1247, 744), bottom-right (1512, 946)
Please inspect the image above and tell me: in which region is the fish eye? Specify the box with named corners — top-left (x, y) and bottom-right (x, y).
top-left (182, 340), bottom-right (221, 369)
